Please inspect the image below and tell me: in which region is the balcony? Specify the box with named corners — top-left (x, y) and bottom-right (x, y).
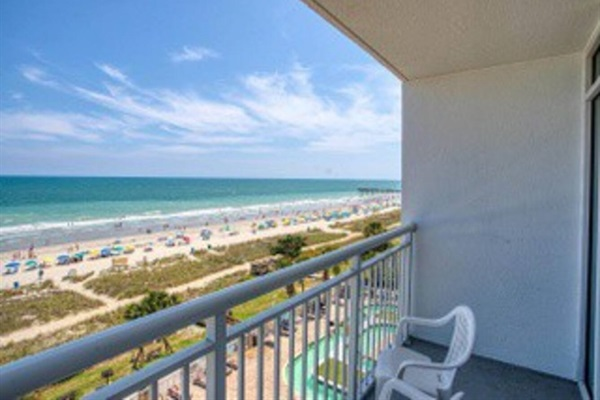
top-left (0, 222), bottom-right (582, 399)
top-left (0, 222), bottom-right (585, 399)
top-left (0, 225), bottom-right (417, 399)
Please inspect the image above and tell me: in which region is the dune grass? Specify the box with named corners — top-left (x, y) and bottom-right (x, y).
top-left (0, 305), bottom-right (126, 366)
top-left (0, 281), bottom-right (104, 336)
top-left (84, 229), bottom-right (346, 299)
top-left (330, 209), bottom-right (401, 232)
top-left (84, 255), bottom-right (231, 299)
top-left (211, 229), bottom-right (347, 263)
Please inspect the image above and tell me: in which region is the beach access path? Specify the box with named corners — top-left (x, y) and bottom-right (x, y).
top-left (0, 219), bottom-right (363, 347)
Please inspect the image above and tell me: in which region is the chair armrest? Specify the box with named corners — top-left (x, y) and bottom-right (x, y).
top-left (396, 359), bottom-right (461, 379)
top-left (400, 313), bottom-right (455, 329)
top-left (395, 313), bottom-right (455, 346)
top-left (378, 378), bottom-right (434, 400)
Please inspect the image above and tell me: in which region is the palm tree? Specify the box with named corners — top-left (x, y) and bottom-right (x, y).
top-left (363, 220), bottom-right (385, 237)
top-left (270, 234), bottom-right (306, 297)
top-left (125, 291), bottom-right (180, 368)
top-left (363, 221), bottom-right (389, 255)
top-left (319, 246), bottom-right (336, 281)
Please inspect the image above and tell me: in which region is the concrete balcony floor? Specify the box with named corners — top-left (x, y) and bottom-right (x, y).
top-left (365, 338), bottom-right (580, 400)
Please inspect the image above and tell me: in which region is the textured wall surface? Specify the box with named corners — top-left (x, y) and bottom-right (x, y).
top-left (402, 54), bottom-right (584, 379)
top-left (305, 0), bottom-right (599, 80)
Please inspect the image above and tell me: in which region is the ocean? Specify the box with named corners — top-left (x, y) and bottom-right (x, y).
top-left (0, 176), bottom-right (400, 251)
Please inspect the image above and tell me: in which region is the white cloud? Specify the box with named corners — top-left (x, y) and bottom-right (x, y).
top-left (0, 111), bottom-right (113, 143)
top-left (20, 66), bottom-right (59, 88)
top-left (237, 63), bottom-right (401, 152)
top-left (72, 83), bottom-right (258, 137)
top-left (142, 144), bottom-right (211, 155)
top-left (170, 46), bottom-right (219, 63)
top-left (96, 63), bottom-right (132, 86)
top-left (10, 61), bottom-right (401, 154)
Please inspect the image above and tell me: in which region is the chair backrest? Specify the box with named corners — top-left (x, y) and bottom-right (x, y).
top-left (440, 305), bottom-right (476, 389)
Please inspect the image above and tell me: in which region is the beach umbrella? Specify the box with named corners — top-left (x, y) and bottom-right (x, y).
top-left (25, 260), bottom-right (38, 270)
top-left (101, 247), bottom-right (112, 257)
top-left (41, 256), bottom-right (54, 266)
top-left (124, 245), bottom-right (135, 254)
top-left (57, 254), bottom-right (70, 265)
top-left (4, 261), bottom-right (21, 274)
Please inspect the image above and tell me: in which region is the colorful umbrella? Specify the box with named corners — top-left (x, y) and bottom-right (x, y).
top-left (57, 254), bottom-right (70, 265)
top-left (4, 261), bottom-right (20, 269)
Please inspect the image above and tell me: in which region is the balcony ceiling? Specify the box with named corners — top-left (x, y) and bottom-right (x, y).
top-left (302, 0), bottom-right (600, 81)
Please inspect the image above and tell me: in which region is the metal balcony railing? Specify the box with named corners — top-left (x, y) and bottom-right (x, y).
top-left (0, 224), bottom-right (416, 400)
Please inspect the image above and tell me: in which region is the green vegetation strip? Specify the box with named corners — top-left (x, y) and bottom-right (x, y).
top-left (0, 281), bottom-right (104, 336)
top-left (26, 328), bottom-right (203, 400)
top-left (0, 271), bottom-right (253, 365)
top-left (330, 209), bottom-right (401, 232)
top-left (84, 229), bottom-right (345, 299)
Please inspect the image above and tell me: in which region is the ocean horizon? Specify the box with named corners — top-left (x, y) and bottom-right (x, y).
top-left (0, 176), bottom-right (400, 251)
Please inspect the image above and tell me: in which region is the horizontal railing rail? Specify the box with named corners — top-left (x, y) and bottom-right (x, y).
top-left (0, 223), bottom-right (416, 400)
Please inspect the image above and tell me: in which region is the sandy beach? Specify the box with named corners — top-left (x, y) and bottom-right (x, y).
top-left (1, 197), bottom-right (399, 290)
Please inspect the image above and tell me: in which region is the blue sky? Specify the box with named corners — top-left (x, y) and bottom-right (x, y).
top-left (0, 0), bottom-right (402, 180)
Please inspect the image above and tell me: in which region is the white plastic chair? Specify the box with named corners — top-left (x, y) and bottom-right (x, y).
top-left (375, 305), bottom-right (476, 400)
top-left (379, 378), bottom-right (464, 400)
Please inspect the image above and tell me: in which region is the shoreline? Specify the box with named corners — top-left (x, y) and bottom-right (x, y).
top-left (1, 198), bottom-right (399, 289)
top-left (0, 194), bottom-right (399, 253)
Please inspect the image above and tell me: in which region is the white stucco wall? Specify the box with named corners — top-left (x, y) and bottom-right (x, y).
top-left (402, 53), bottom-right (584, 379)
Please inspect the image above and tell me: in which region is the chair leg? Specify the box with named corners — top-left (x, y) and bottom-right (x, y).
top-left (375, 376), bottom-right (390, 399)
top-left (439, 387), bottom-right (453, 400)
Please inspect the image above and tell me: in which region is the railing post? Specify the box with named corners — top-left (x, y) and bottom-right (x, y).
top-left (206, 312), bottom-right (227, 400)
top-left (150, 380), bottom-right (158, 400)
top-left (182, 364), bottom-right (190, 400)
top-left (407, 232), bottom-right (414, 318)
top-left (347, 255), bottom-right (362, 400)
top-left (404, 232), bottom-right (414, 345)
